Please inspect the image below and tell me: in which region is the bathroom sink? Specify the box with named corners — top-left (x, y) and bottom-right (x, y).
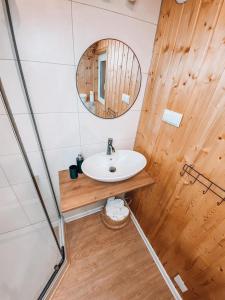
top-left (81, 150), bottom-right (147, 182)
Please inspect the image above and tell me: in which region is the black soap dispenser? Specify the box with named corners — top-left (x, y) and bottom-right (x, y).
top-left (76, 153), bottom-right (84, 174)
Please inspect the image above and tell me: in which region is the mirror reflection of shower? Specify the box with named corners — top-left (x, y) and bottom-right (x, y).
top-left (76, 39), bottom-right (141, 119)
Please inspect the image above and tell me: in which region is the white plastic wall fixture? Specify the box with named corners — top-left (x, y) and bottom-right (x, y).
top-left (162, 109), bottom-right (183, 128)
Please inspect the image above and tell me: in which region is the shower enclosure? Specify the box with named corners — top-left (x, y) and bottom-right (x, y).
top-left (0, 0), bottom-right (65, 298)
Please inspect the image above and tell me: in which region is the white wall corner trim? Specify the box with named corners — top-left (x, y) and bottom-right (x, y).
top-left (64, 204), bottom-right (105, 223)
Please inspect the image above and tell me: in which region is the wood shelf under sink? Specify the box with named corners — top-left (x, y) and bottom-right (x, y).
top-left (59, 169), bottom-right (154, 213)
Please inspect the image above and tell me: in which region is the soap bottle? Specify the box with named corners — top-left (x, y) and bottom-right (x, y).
top-left (76, 154), bottom-right (84, 174)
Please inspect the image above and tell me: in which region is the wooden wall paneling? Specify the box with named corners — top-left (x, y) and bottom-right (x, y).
top-left (134, 67), bottom-right (141, 105)
top-left (77, 46), bottom-right (95, 98)
top-left (104, 40), bottom-right (110, 113)
top-left (131, 0), bottom-right (225, 299)
top-left (110, 39), bottom-right (117, 113)
top-left (118, 44), bottom-right (129, 113)
top-left (132, 0), bottom-right (187, 234)
top-left (114, 41), bottom-right (124, 114)
top-left (147, 0), bottom-right (224, 241)
top-left (105, 40), bottom-right (111, 114)
top-left (128, 57), bottom-right (140, 108)
top-left (93, 53), bottom-right (98, 102)
top-left (106, 39), bottom-right (115, 113)
top-left (111, 40), bottom-right (120, 114)
top-left (141, 0), bottom-right (213, 233)
top-left (134, 0), bottom-right (223, 230)
top-left (119, 48), bottom-right (134, 114)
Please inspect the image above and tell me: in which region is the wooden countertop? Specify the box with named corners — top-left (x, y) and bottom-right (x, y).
top-left (59, 169), bottom-right (154, 213)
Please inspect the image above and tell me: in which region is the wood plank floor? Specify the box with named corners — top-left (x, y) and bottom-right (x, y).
top-left (52, 213), bottom-right (173, 300)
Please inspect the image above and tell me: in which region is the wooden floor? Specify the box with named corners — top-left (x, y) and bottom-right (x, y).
top-left (52, 213), bottom-right (173, 300)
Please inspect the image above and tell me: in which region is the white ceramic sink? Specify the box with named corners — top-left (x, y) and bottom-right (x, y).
top-left (81, 150), bottom-right (147, 182)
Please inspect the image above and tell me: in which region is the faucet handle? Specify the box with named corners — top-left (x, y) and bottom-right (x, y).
top-left (108, 138), bottom-right (113, 145)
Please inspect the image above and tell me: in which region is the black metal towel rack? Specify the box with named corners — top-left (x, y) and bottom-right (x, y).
top-left (180, 164), bottom-right (225, 206)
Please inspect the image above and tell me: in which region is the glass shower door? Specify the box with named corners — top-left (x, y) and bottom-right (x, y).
top-left (0, 87), bottom-right (63, 299)
top-left (0, 0), bottom-right (64, 247)
top-left (0, 1), bottom-right (65, 298)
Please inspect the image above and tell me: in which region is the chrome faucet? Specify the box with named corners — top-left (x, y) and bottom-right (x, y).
top-left (107, 138), bottom-right (115, 155)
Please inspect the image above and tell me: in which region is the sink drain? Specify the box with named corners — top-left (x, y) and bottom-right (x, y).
top-left (109, 166), bottom-right (116, 173)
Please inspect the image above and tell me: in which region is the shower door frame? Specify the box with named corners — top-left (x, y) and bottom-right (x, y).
top-left (1, 0), bottom-right (68, 297)
top-left (0, 81), bottom-right (66, 300)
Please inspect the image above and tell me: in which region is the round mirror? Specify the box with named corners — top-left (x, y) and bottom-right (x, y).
top-left (76, 39), bottom-right (141, 119)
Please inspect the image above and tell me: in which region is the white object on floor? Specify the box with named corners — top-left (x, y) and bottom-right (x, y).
top-left (105, 198), bottom-right (129, 221)
top-left (106, 206), bottom-right (129, 221)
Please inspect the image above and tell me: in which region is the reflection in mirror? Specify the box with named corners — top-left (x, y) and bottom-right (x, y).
top-left (76, 39), bottom-right (141, 119)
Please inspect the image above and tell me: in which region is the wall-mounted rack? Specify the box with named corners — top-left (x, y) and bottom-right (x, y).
top-left (180, 164), bottom-right (225, 205)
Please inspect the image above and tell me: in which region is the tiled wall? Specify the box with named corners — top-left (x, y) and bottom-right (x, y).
top-left (0, 0), bottom-right (161, 219)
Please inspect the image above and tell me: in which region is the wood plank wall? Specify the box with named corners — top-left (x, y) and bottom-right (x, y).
top-left (130, 0), bottom-right (225, 299)
top-left (76, 46), bottom-right (95, 96)
top-left (104, 39), bottom-right (141, 116)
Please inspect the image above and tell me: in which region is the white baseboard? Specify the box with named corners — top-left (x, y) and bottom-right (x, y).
top-left (64, 205), bottom-right (104, 223)
top-left (129, 209), bottom-right (182, 300)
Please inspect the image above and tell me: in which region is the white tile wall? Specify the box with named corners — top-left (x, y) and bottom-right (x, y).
top-left (35, 113), bottom-right (80, 150)
top-left (72, 2), bottom-right (156, 73)
top-left (0, 115), bottom-right (20, 155)
top-left (0, 0), bottom-right (161, 221)
top-left (79, 110), bottom-right (140, 145)
top-left (45, 146), bottom-right (81, 199)
top-left (12, 182), bottom-right (46, 224)
top-left (72, 0), bottom-right (161, 24)
top-left (0, 167), bottom-right (9, 188)
top-left (0, 223), bottom-right (61, 300)
top-left (0, 60), bottom-right (28, 114)
top-left (10, 0), bottom-right (74, 64)
top-left (0, 154), bottom-right (31, 185)
top-left (81, 138), bottom-right (135, 159)
top-left (0, 0), bottom-right (14, 59)
top-left (22, 62), bottom-right (77, 113)
top-left (14, 114), bottom-right (39, 153)
top-left (0, 95), bottom-right (5, 114)
top-left (0, 187), bottom-right (30, 234)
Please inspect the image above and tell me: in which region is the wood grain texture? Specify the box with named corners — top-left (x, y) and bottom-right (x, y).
top-left (130, 0), bottom-right (225, 299)
top-left (52, 213), bottom-right (173, 300)
top-left (59, 170), bottom-right (154, 213)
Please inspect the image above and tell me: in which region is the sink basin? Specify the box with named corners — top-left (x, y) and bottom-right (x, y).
top-left (81, 150), bottom-right (147, 182)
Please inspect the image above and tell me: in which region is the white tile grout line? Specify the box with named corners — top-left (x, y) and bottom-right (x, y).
top-left (64, 203), bottom-right (182, 300)
top-left (70, 0), bottom-right (158, 26)
top-left (0, 57), bottom-right (76, 66)
top-left (70, 0), bottom-right (82, 148)
top-left (70, 0), bottom-right (76, 66)
top-left (0, 137), bottom-right (136, 158)
top-left (0, 58), bottom-right (150, 76)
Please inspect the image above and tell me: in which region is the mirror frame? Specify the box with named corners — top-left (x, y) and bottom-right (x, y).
top-left (76, 38), bottom-right (142, 119)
